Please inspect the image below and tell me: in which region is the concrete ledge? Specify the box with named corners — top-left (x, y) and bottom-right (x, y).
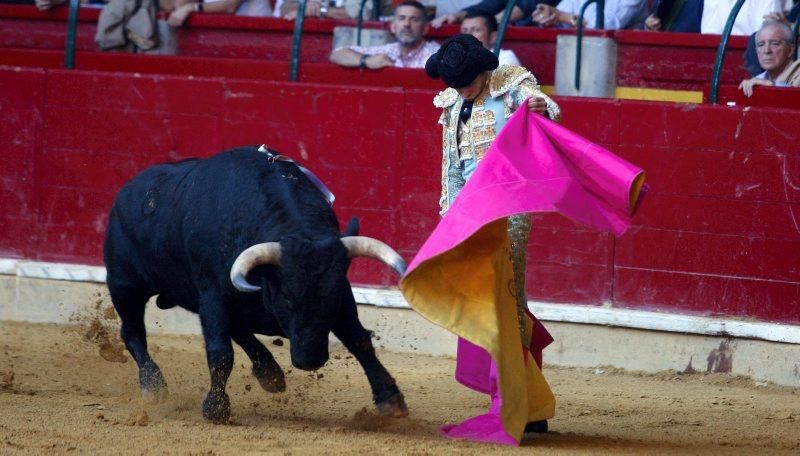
top-left (3, 258), bottom-right (799, 344)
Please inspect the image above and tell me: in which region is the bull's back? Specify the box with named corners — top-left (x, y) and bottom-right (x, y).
top-left (104, 147), bottom-right (338, 300)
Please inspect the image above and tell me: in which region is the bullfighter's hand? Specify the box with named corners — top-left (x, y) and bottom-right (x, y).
top-left (738, 78), bottom-right (773, 98)
top-left (527, 96), bottom-right (548, 115)
top-left (365, 54), bottom-right (395, 69)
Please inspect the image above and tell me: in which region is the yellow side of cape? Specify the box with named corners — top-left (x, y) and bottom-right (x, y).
top-left (400, 219), bottom-right (555, 441)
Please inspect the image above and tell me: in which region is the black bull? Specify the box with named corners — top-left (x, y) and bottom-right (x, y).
top-left (103, 146), bottom-right (408, 422)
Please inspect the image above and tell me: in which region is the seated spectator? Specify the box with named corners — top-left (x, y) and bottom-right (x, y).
top-left (432, 0), bottom-right (558, 28)
top-left (45, 0), bottom-right (263, 27)
top-left (739, 20), bottom-right (799, 97)
top-left (702, 0), bottom-right (792, 36)
top-left (279, 0), bottom-right (392, 21)
top-left (96, 0), bottom-right (158, 50)
top-left (164, 0), bottom-right (272, 26)
top-left (644, 0), bottom-right (702, 33)
top-left (460, 11), bottom-right (520, 66)
top-left (531, 0), bottom-right (649, 30)
top-left (329, 0), bottom-right (440, 69)
top-left (744, 2), bottom-right (800, 76)
top-left (35, 0), bottom-right (103, 11)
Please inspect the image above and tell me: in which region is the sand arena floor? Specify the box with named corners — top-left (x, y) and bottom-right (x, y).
top-left (1, 316), bottom-right (799, 455)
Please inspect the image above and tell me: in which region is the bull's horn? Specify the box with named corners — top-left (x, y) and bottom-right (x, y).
top-left (230, 242), bottom-right (282, 292)
top-left (341, 236), bottom-right (407, 276)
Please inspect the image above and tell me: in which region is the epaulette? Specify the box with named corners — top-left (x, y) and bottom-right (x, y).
top-left (489, 65), bottom-right (537, 98)
top-left (433, 88), bottom-right (459, 108)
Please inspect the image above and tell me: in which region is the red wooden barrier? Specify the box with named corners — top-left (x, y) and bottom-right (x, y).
top-left (1, 65), bottom-right (798, 324)
top-left (704, 84), bottom-right (800, 107)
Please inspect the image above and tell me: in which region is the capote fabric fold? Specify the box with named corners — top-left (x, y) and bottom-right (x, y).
top-left (399, 107), bottom-right (646, 445)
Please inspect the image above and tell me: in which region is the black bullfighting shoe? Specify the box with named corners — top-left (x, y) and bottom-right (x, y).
top-left (524, 420), bottom-right (548, 434)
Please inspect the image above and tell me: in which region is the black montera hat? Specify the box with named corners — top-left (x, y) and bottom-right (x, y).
top-left (425, 34), bottom-right (499, 89)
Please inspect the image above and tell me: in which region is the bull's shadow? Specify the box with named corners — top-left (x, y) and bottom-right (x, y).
top-left (104, 146), bottom-right (408, 422)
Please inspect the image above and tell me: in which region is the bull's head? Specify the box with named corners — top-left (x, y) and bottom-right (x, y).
top-left (229, 235), bottom-right (406, 370)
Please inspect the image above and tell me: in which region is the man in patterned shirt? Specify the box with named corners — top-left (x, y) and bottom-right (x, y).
top-left (329, 0), bottom-right (440, 69)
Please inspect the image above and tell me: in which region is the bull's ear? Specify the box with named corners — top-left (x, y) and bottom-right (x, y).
top-left (342, 216), bottom-right (360, 237)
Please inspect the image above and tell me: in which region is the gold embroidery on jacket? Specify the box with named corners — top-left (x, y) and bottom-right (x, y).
top-left (458, 106), bottom-right (496, 161)
top-left (436, 65), bottom-right (562, 213)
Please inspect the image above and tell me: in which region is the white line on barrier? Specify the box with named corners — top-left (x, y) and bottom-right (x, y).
top-left (2, 258), bottom-right (798, 344)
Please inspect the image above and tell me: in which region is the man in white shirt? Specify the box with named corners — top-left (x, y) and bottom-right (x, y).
top-left (739, 21), bottom-right (798, 97)
top-left (460, 11), bottom-right (521, 66)
top-left (701, 0), bottom-right (793, 36)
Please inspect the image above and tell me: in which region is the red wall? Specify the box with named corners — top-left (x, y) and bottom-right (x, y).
top-left (1, 64), bottom-right (798, 325)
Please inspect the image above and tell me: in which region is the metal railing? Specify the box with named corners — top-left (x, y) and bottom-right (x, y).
top-left (494, 0), bottom-right (606, 91)
top-left (291, 0), bottom-right (380, 80)
top-left (574, 0), bottom-right (605, 91)
top-left (793, 12), bottom-right (799, 61)
top-left (493, 0), bottom-right (519, 55)
top-left (289, 0), bottom-right (311, 81)
top-left (65, 0), bottom-right (80, 68)
top-left (355, 0), bottom-right (381, 46)
top-left (710, 0), bottom-right (746, 104)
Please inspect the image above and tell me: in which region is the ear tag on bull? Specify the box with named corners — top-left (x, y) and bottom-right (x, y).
top-left (257, 144), bottom-right (278, 162)
top-left (257, 144), bottom-right (336, 206)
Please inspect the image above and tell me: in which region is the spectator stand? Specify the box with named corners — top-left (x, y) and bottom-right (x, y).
top-left (0, 2), bottom-right (756, 103)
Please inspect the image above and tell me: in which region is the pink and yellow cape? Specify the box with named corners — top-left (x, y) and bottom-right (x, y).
top-left (399, 107), bottom-right (646, 445)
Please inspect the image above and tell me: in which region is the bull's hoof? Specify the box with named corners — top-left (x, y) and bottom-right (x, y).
top-left (140, 365), bottom-right (168, 403)
top-left (202, 391), bottom-right (231, 423)
top-left (255, 369), bottom-right (286, 393)
top-left (375, 392), bottom-right (408, 418)
top-left (142, 385), bottom-right (169, 404)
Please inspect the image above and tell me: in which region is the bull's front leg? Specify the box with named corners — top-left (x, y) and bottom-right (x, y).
top-left (231, 330), bottom-right (286, 393)
top-left (198, 292), bottom-right (234, 423)
top-left (332, 302), bottom-right (408, 417)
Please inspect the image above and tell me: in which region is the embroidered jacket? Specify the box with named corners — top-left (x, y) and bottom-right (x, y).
top-left (434, 65), bottom-right (561, 214)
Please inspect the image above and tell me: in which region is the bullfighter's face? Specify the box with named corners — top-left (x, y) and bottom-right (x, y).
top-left (456, 72), bottom-right (489, 101)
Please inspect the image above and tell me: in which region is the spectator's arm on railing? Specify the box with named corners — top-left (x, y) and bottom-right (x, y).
top-left (738, 77), bottom-right (773, 98)
top-left (330, 47), bottom-right (394, 69)
top-left (167, 0), bottom-right (242, 26)
top-left (35, 0), bottom-right (87, 11)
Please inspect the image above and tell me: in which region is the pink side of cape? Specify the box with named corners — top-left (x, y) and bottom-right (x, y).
top-left (407, 108), bottom-right (645, 274)
top-left (406, 108), bottom-right (646, 445)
